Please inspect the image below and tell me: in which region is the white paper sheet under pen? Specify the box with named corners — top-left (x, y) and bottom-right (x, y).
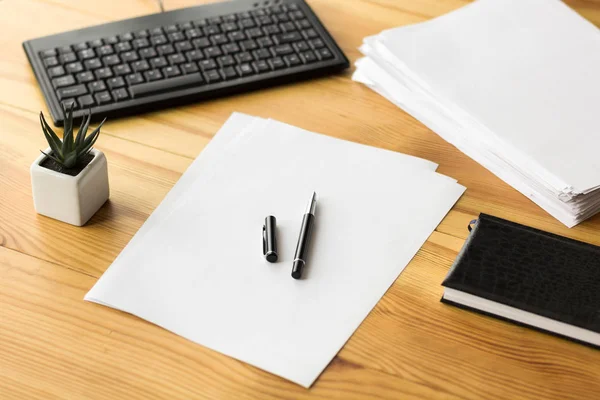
top-left (85, 113), bottom-right (465, 387)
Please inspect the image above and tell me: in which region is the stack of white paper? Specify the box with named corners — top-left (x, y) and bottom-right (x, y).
top-left (85, 113), bottom-right (464, 387)
top-left (353, 0), bottom-right (600, 227)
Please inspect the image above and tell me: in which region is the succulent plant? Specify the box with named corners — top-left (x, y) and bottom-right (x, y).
top-left (39, 104), bottom-right (106, 169)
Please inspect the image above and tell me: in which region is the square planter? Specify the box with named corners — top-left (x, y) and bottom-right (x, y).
top-left (30, 147), bottom-right (109, 226)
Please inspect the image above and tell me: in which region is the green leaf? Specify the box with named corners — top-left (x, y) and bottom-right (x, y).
top-left (62, 151), bottom-right (78, 169)
top-left (80, 118), bottom-right (105, 152)
top-left (62, 103), bottom-right (75, 155)
top-left (39, 112), bottom-right (63, 159)
top-left (40, 150), bottom-right (63, 166)
top-left (75, 109), bottom-right (92, 150)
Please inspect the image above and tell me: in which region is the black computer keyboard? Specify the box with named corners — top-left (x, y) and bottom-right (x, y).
top-left (23, 0), bottom-right (349, 126)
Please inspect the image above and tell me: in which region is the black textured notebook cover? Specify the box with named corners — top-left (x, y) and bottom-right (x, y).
top-left (442, 213), bottom-right (600, 335)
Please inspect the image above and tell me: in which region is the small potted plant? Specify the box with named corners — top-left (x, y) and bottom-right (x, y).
top-left (31, 105), bottom-right (109, 226)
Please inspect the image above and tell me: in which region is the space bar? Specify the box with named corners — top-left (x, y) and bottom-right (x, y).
top-left (129, 73), bottom-right (204, 98)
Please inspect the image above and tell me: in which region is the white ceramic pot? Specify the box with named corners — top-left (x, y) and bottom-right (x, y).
top-left (30, 147), bottom-right (109, 226)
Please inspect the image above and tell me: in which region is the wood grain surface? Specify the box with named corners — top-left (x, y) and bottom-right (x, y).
top-left (1, 0), bottom-right (600, 398)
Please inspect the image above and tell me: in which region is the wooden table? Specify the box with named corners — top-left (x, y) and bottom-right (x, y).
top-left (2, 0), bottom-right (600, 398)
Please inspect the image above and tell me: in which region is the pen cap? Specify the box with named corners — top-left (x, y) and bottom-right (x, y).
top-left (263, 215), bottom-right (278, 263)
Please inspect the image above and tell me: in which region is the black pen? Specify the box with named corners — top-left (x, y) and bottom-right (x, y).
top-left (291, 192), bottom-right (317, 280)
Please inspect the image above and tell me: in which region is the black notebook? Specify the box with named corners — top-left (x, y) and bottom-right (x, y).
top-left (441, 213), bottom-right (600, 347)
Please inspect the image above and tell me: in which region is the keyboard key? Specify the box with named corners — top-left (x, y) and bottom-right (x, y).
top-left (48, 66), bottom-right (66, 78)
top-left (204, 46), bottom-right (222, 58)
top-left (78, 49), bottom-right (95, 60)
top-left (203, 25), bottom-right (220, 36)
top-left (88, 80), bottom-right (107, 93)
top-left (135, 29), bottom-right (149, 38)
top-left (112, 88), bottom-right (129, 101)
top-left (220, 67), bottom-right (237, 80)
top-left (163, 65), bottom-right (181, 78)
top-left (150, 27), bottom-right (164, 36)
top-left (66, 62), bottom-right (84, 74)
top-left (209, 35), bottom-right (228, 48)
top-left (168, 32), bottom-right (186, 43)
top-left (185, 50), bottom-right (204, 62)
top-left (115, 42), bottom-right (132, 53)
top-left (221, 22), bottom-right (238, 32)
top-left (84, 58), bottom-right (103, 70)
top-left (251, 9), bottom-right (267, 17)
top-left (239, 18), bottom-right (255, 29)
top-left (253, 48), bottom-right (270, 60)
top-left (280, 22), bottom-right (296, 32)
top-left (289, 10), bottom-right (304, 20)
top-left (251, 60), bottom-right (269, 73)
top-left (57, 84), bottom-right (87, 99)
top-left (168, 54), bottom-right (186, 65)
top-left (257, 37), bottom-right (273, 47)
top-left (237, 63), bottom-right (253, 76)
top-left (218, 55), bottom-right (235, 67)
top-left (245, 28), bottom-right (262, 39)
top-left (199, 59), bottom-right (217, 71)
top-left (52, 75), bottom-right (76, 88)
top-left (194, 19), bottom-right (208, 28)
top-left (235, 52), bottom-right (253, 63)
top-left (181, 62), bottom-right (199, 74)
top-left (175, 41), bottom-right (194, 53)
top-left (40, 49), bottom-right (58, 58)
top-left (193, 38), bottom-right (211, 48)
top-left (288, 3), bottom-right (299, 10)
top-left (203, 69), bottom-right (221, 83)
top-left (179, 22), bottom-right (193, 30)
top-left (316, 47), bottom-right (333, 60)
top-left (144, 70), bottom-right (163, 81)
top-left (223, 14), bottom-right (237, 22)
top-left (185, 29), bottom-right (202, 39)
top-left (263, 25), bottom-right (280, 35)
top-left (59, 53), bottom-right (77, 64)
top-left (208, 16), bottom-right (222, 25)
top-left (240, 39), bottom-right (257, 51)
top-left (76, 71), bottom-right (95, 83)
top-left (105, 36), bottom-right (119, 45)
top-left (130, 73), bottom-right (204, 98)
top-left (107, 76), bottom-right (126, 89)
top-left (102, 55), bottom-right (120, 66)
top-left (57, 45), bottom-right (72, 54)
top-left (275, 12), bottom-right (289, 22)
top-left (126, 73), bottom-right (144, 85)
top-left (222, 43), bottom-right (240, 54)
top-left (97, 45), bottom-right (114, 56)
top-left (139, 48), bottom-right (158, 59)
top-left (132, 60), bottom-right (150, 72)
top-left (151, 35), bottom-right (168, 46)
top-left (133, 38), bottom-right (150, 49)
top-left (271, 44), bottom-right (294, 56)
top-left (150, 56), bottom-right (168, 69)
top-left (301, 50), bottom-right (317, 63)
top-left (95, 67), bottom-right (113, 79)
top-left (273, 32), bottom-right (302, 44)
top-left (256, 15), bottom-right (272, 26)
top-left (293, 41), bottom-right (310, 52)
top-left (61, 99), bottom-right (77, 110)
top-left (89, 39), bottom-right (104, 48)
top-left (119, 32), bottom-right (134, 41)
top-left (228, 31), bottom-right (245, 42)
top-left (309, 38), bottom-right (325, 49)
top-left (164, 24), bottom-right (179, 33)
top-left (302, 29), bottom-right (318, 39)
top-left (295, 19), bottom-right (311, 30)
top-left (121, 51), bottom-right (139, 62)
top-left (44, 57), bottom-right (59, 67)
top-left (268, 57), bottom-right (285, 70)
top-left (283, 53), bottom-right (301, 67)
top-left (78, 94), bottom-right (94, 108)
top-left (74, 42), bottom-right (89, 51)
top-left (95, 91), bottom-right (112, 104)
top-left (113, 64), bottom-right (132, 76)
top-left (157, 44), bottom-right (175, 55)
